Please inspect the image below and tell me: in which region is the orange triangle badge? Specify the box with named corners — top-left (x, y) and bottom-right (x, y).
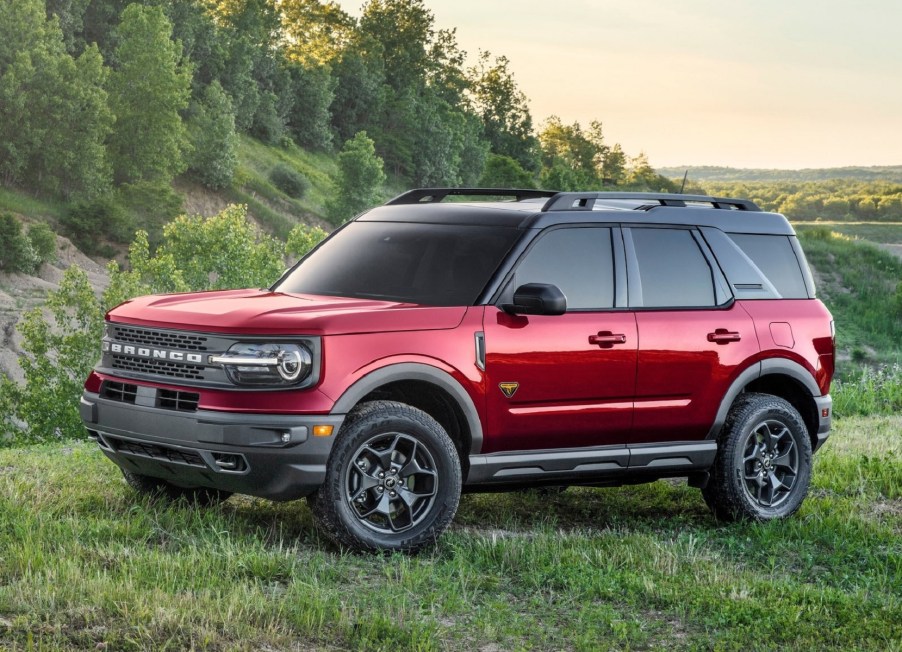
top-left (499, 382), bottom-right (519, 398)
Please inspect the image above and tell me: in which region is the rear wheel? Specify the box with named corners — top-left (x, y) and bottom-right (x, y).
top-left (702, 393), bottom-right (812, 521)
top-left (122, 470), bottom-right (231, 507)
top-left (307, 401), bottom-right (461, 553)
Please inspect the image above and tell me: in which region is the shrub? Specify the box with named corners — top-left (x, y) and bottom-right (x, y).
top-left (0, 212), bottom-right (39, 273)
top-left (269, 163), bottom-right (310, 199)
top-left (287, 223), bottom-right (329, 259)
top-left (27, 222), bottom-right (57, 264)
top-left (62, 194), bottom-right (133, 254)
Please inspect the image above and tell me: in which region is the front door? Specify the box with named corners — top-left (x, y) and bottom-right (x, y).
top-left (482, 226), bottom-right (637, 453)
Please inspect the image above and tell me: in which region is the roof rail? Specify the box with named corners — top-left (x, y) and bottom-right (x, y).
top-left (541, 192), bottom-right (761, 212)
top-left (386, 188), bottom-right (558, 205)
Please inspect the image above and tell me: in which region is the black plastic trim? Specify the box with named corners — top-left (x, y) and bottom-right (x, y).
top-left (387, 188), bottom-right (557, 205)
top-left (330, 363), bottom-right (485, 455)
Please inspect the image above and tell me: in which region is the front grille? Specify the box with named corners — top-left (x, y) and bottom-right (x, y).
top-left (112, 326), bottom-right (208, 351)
top-left (106, 435), bottom-right (206, 468)
top-left (112, 355), bottom-right (205, 380)
top-left (101, 381), bottom-right (137, 404)
top-left (158, 389), bottom-right (200, 412)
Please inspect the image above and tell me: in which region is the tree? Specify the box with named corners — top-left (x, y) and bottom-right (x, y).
top-left (188, 81), bottom-right (239, 189)
top-left (468, 51), bottom-right (539, 172)
top-left (0, 0), bottom-right (112, 197)
top-left (107, 3), bottom-right (192, 184)
top-left (538, 116), bottom-right (601, 189)
top-left (479, 154), bottom-right (535, 188)
top-left (327, 131), bottom-right (386, 223)
top-left (602, 143), bottom-right (627, 185)
top-left (358, 0), bottom-right (433, 93)
top-left (0, 213), bottom-right (38, 274)
top-left (280, 0), bottom-right (355, 66)
top-left (287, 62), bottom-right (336, 150)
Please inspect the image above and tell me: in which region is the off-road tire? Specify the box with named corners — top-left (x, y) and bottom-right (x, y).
top-left (122, 470), bottom-right (232, 506)
top-left (702, 392), bottom-right (812, 521)
top-left (307, 401), bottom-right (462, 553)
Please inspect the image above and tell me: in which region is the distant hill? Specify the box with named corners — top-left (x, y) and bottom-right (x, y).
top-left (657, 165), bottom-right (902, 183)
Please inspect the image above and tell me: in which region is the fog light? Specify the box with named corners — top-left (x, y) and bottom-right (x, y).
top-left (313, 425), bottom-right (333, 437)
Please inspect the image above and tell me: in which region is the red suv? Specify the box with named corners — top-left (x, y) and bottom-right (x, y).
top-left (81, 189), bottom-right (835, 552)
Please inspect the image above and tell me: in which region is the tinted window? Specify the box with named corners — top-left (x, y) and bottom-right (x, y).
top-left (275, 222), bottom-right (520, 305)
top-left (631, 228), bottom-right (716, 307)
top-left (510, 227), bottom-right (614, 310)
top-left (729, 234), bottom-right (809, 299)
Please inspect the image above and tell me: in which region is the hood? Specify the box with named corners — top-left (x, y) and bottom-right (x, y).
top-left (107, 289), bottom-right (468, 335)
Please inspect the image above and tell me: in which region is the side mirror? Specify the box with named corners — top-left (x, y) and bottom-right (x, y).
top-left (502, 283), bottom-right (567, 316)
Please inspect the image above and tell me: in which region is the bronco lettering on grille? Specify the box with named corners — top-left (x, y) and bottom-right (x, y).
top-left (105, 341), bottom-right (204, 364)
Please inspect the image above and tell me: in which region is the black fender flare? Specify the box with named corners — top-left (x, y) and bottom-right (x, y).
top-left (705, 359), bottom-right (820, 440)
top-left (329, 362), bottom-right (484, 454)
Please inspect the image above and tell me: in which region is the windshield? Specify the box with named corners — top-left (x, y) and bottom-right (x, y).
top-left (274, 221), bottom-right (522, 306)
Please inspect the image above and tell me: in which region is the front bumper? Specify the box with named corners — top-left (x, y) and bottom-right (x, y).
top-left (80, 390), bottom-right (344, 501)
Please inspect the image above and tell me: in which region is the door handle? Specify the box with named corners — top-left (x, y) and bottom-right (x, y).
top-left (588, 331), bottom-right (627, 348)
top-left (707, 328), bottom-right (741, 344)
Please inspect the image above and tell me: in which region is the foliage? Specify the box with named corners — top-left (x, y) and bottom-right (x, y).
top-left (106, 3), bottom-right (192, 184)
top-left (187, 80), bottom-right (239, 189)
top-left (699, 180), bottom-right (902, 222)
top-left (326, 131), bottom-right (386, 223)
top-left (833, 365), bottom-right (902, 417)
top-left (0, 0), bottom-right (112, 198)
top-left (286, 62), bottom-right (336, 151)
top-left (286, 223), bottom-right (329, 258)
top-left (0, 212), bottom-right (39, 274)
top-left (269, 163), bottom-right (310, 199)
top-left (796, 229), bottom-right (902, 363)
top-left (479, 154), bottom-right (536, 188)
top-left (0, 266), bottom-right (103, 443)
top-left (27, 222), bottom-right (57, 265)
top-left (62, 193), bottom-right (133, 254)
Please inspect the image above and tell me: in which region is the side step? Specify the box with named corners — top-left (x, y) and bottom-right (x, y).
top-left (466, 441), bottom-right (716, 485)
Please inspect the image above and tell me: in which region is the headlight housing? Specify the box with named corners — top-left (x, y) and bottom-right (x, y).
top-left (211, 343), bottom-right (313, 387)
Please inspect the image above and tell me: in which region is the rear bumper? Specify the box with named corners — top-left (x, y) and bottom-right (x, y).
top-left (80, 391), bottom-right (343, 501)
top-left (813, 394), bottom-right (832, 453)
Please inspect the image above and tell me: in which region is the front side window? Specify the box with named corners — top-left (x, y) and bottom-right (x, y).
top-left (630, 228), bottom-right (717, 308)
top-left (507, 227), bottom-right (615, 310)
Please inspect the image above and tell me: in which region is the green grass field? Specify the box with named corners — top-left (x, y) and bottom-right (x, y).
top-left (1, 417), bottom-right (899, 651)
top-left (794, 221), bottom-right (902, 244)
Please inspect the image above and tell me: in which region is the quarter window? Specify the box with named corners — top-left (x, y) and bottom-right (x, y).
top-left (728, 234), bottom-right (809, 299)
top-left (631, 228), bottom-right (717, 307)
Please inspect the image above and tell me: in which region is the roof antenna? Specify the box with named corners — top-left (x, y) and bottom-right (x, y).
top-left (679, 169), bottom-right (689, 194)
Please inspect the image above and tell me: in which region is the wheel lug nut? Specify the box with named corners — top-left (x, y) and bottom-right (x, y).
top-left (378, 472), bottom-right (384, 478)
top-left (389, 491), bottom-right (396, 497)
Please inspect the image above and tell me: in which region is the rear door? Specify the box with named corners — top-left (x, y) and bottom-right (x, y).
top-left (482, 226), bottom-right (637, 453)
top-left (625, 226), bottom-right (759, 443)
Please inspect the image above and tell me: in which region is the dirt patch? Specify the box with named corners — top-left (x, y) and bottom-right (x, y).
top-left (878, 243), bottom-right (902, 260)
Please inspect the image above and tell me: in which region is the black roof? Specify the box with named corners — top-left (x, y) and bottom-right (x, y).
top-left (360, 188), bottom-right (795, 236)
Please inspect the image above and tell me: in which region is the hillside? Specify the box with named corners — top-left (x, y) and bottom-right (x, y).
top-left (658, 165), bottom-right (902, 183)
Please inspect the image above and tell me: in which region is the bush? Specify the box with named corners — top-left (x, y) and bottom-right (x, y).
top-left (269, 163), bottom-right (310, 199)
top-left (62, 194), bottom-right (133, 254)
top-left (117, 180), bottom-right (184, 247)
top-left (286, 223), bottom-right (328, 259)
top-left (27, 222), bottom-right (57, 264)
top-left (0, 212), bottom-right (39, 273)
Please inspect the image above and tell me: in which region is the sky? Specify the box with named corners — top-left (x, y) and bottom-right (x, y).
top-left (334, 0), bottom-right (902, 169)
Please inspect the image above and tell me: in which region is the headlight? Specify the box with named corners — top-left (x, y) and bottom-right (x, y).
top-left (210, 343), bottom-right (313, 387)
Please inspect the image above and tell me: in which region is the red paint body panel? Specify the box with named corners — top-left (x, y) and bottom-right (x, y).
top-left (109, 290), bottom-right (466, 335)
top-left (633, 304), bottom-right (758, 442)
top-left (482, 307), bottom-right (637, 452)
top-left (739, 299), bottom-right (835, 395)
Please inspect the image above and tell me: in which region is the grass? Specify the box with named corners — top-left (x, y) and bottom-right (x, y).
top-left (794, 221), bottom-right (902, 244)
top-left (796, 228), bottom-right (902, 369)
top-left (1, 416), bottom-right (899, 650)
top-left (0, 187), bottom-right (65, 223)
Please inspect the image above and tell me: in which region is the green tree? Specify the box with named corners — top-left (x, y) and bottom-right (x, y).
top-left (479, 154), bottom-right (536, 188)
top-left (0, 213), bottom-right (39, 274)
top-left (280, 0), bottom-right (355, 66)
top-left (0, 0), bottom-right (112, 197)
top-left (107, 3), bottom-right (192, 184)
top-left (188, 80), bottom-right (239, 189)
top-left (287, 62), bottom-right (336, 151)
top-left (358, 0), bottom-right (433, 93)
top-left (287, 223), bottom-right (329, 258)
top-left (327, 131), bottom-right (386, 223)
top-left (602, 143), bottom-right (627, 185)
top-left (28, 222), bottom-right (58, 265)
top-left (468, 51), bottom-right (539, 172)
top-left (538, 116), bottom-right (602, 189)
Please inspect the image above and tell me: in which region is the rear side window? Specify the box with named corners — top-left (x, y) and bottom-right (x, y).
top-left (728, 234), bottom-right (809, 299)
top-left (630, 228), bottom-right (716, 308)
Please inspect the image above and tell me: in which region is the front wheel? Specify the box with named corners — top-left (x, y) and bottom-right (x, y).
top-left (307, 401), bottom-right (462, 553)
top-left (702, 393), bottom-right (812, 521)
